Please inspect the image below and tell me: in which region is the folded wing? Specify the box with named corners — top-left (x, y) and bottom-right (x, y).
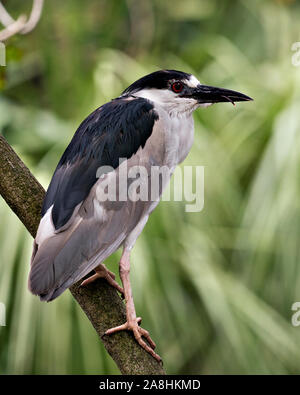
top-left (29, 96), bottom-right (158, 301)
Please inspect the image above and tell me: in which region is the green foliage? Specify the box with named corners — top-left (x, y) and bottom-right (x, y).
top-left (1, 0), bottom-right (300, 374)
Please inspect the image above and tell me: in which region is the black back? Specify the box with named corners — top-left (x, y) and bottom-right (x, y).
top-left (42, 97), bottom-right (158, 229)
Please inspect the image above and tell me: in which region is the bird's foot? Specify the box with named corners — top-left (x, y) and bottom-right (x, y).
top-left (105, 317), bottom-right (161, 362)
top-left (80, 264), bottom-right (124, 296)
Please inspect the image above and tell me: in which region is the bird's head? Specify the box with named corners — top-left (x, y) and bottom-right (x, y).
top-left (122, 69), bottom-right (252, 116)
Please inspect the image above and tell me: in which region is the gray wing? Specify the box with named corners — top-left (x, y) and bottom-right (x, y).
top-left (41, 96), bottom-right (158, 230)
top-left (30, 195), bottom-right (146, 301)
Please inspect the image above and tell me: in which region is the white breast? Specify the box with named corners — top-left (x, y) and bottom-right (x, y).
top-left (160, 110), bottom-right (195, 168)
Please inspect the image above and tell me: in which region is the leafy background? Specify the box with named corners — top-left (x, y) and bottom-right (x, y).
top-left (1, 0), bottom-right (300, 374)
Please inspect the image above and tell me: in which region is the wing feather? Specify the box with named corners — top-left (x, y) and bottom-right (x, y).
top-left (42, 97), bottom-right (158, 230)
top-left (29, 96), bottom-right (159, 300)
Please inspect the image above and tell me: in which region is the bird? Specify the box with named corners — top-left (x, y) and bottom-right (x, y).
top-left (29, 69), bottom-right (252, 361)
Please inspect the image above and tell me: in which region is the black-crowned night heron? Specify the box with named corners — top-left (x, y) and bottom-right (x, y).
top-left (29, 70), bottom-right (252, 361)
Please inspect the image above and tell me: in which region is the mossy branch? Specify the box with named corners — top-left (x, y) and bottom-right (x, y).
top-left (0, 134), bottom-right (165, 375)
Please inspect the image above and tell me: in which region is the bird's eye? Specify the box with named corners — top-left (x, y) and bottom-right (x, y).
top-left (171, 82), bottom-right (184, 93)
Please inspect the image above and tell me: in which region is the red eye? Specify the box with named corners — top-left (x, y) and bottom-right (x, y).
top-left (171, 82), bottom-right (183, 93)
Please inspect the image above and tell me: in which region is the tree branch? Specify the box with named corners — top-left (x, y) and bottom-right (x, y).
top-left (0, 134), bottom-right (165, 375)
top-left (0, 0), bottom-right (44, 41)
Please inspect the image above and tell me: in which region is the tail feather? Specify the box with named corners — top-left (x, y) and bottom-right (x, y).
top-left (29, 196), bottom-right (140, 301)
top-left (28, 235), bottom-right (66, 300)
top-left (29, 219), bottom-right (126, 302)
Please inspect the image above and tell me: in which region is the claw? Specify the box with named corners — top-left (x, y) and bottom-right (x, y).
top-left (80, 264), bottom-right (124, 296)
top-left (105, 318), bottom-right (161, 362)
top-left (80, 273), bottom-right (100, 287)
top-left (110, 248), bottom-right (161, 362)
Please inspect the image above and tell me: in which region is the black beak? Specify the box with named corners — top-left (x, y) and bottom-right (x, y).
top-left (193, 85), bottom-right (253, 105)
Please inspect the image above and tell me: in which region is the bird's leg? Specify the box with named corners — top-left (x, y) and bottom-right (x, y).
top-left (80, 263), bottom-right (124, 296)
top-left (105, 249), bottom-right (161, 362)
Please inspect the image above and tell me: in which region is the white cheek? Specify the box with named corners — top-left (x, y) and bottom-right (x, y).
top-left (134, 88), bottom-right (201, 115)
top-left (134, 89), bottom-right (176, 104)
